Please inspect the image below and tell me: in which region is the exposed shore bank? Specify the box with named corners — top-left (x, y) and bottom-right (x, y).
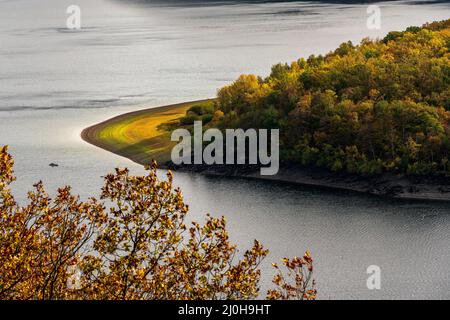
top-left (81, 101), bottom-right (450, 202)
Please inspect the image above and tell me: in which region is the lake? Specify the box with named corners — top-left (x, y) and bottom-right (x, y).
top-left (1, 0), bottom-right (450, 299)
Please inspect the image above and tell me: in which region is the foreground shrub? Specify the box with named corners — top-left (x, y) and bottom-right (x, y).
top-left (0, 146), bottom-right (316, 300)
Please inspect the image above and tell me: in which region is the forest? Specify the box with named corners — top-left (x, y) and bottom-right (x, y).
top-left (180, 19), bottom-right (450, 176)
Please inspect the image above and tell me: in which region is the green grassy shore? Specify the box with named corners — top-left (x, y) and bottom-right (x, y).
top-left (81, 99), bottom-right (214, 165)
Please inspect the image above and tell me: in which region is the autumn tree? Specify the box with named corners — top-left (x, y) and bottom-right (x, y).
top-left (211, 19), bottom-right (450, 177)
top-left (0, 146), bottom-right (315, 300)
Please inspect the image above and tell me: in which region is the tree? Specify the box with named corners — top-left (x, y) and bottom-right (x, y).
top-left (0, 146), bottom-right (315, 300)
top-left (213, 19), bottom-right (450, 177)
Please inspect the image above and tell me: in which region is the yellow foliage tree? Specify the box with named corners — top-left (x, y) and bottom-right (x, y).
top-left (0, 146), bottom-right (316, 300)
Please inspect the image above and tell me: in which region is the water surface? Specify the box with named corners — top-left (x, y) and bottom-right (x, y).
top-left (1, 0), bottom-right (450, 299)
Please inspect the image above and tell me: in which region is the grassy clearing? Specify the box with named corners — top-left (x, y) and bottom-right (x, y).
top-left (81, 99), bottom-right (214, 165)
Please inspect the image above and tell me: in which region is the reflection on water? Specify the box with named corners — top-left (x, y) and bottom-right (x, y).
top-left (1, 0), bottom-right (450, 299)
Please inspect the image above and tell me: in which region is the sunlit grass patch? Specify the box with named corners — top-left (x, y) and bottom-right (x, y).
top-left (81, 99), bottom-right (214, 164)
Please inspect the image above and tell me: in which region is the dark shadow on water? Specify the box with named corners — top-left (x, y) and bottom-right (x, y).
top-left (185, 170), bottom-right (450, 212)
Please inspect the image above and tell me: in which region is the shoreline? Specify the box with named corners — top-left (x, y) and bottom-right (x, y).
top-left (165, 163), bottom-right (450, 202)
top-left (81, 101), bottom-right (450, 202)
